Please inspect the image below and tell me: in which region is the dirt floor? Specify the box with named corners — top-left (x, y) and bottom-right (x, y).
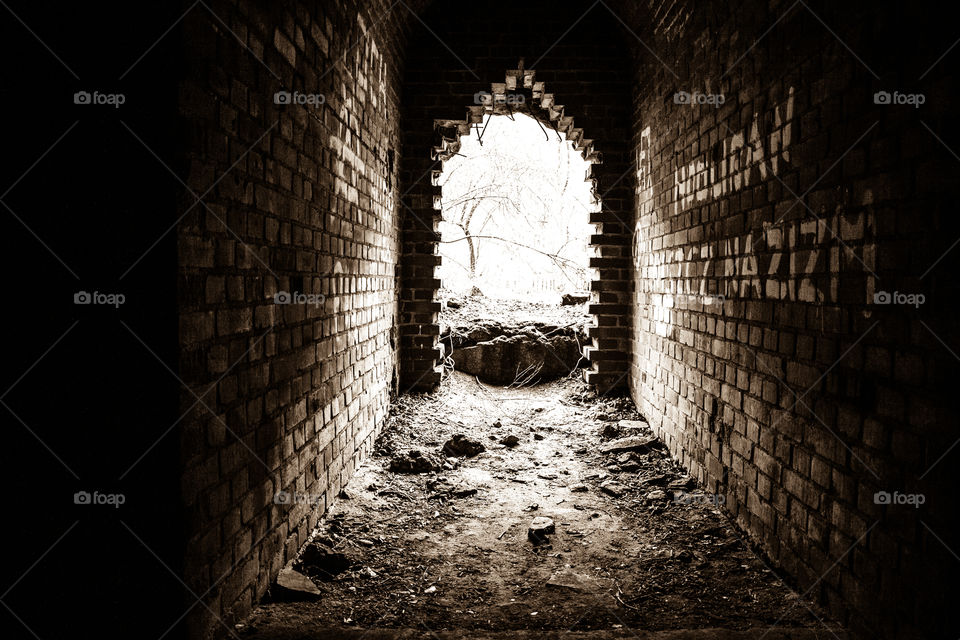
top-left (239, 372), bottom-right (843, 638)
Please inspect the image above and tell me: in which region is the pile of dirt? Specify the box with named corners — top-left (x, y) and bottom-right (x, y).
top-left (439, 295), bottom-right (590, 335)
top-left (441, 320), bottom-right (588, 385)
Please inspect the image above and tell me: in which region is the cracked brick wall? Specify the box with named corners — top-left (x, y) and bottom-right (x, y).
top-left (626, 1), bottom-right (959, 638)
top-left (176, 1), bottom-right (404, 635)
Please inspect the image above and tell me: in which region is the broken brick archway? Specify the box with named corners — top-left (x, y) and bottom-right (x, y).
top-left (398, 64), bottom-right (634, 394)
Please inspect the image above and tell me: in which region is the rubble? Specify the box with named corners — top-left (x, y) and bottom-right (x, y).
top-left (600, 435), bottom-right (662, 454)
top-left (527, 516), bottom-right (556, 544)
top-left (388, 449), bottom-right (441, 473)
top-left (500, 434), bottom-right (520, 447)
top-left (273, 567), bottom-right (322, 600)
top-left (246, 371), bottom-right (833, 633)
top-left (442, 434), bottom-right (485, 457)
top-left (560, 293), bottom-right (589, 305)
top-left (600, 481), bottom-right (627, 497)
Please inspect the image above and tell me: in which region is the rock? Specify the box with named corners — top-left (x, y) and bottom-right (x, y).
top-left (533, 433), bottom-right (545, 441)
top-left (646, 489), bottom-right (668, 501)
top-left (569, 484), bottom-right (589, 493)
top-left (528, 516), bottom-right (556, 544)
top-left (600, 481), bottom-right (627, 497)
top-left (618, 419), bottom-right (649, 431)
top-left (547, 569), bottom-right (596, 591)
top-left (561, 293), bottom-right (589, 305)
top-left (337, 489), bottom-right (352, 500)
top-left (595, 412), bottom-right (610, 421)
top-left (600, 423), bottom-right (620, 439)
top-left (616, 453), bottom-right (633, 465)
top-left (446, 299), bottom-right (462, 309)
top-left (298, 542), bottom-right (352, 580)
top-left (667, 476), bottom-right (696, 491)
top-left (492, 420), bottom-right (502, 428)
top-left (274, 567), bottom-right (322, 600)
top-left (600, 435), bottom-right (661, 454)
top-left (500, 434), bottom-right (520, 447)
top-left (442, 434), bottom-right (485, 457)
top-left (360, 567), bottom-right (378, 578)
top-left (389, 449), bottom-right (441, 473)
top-left (451, 333), bottom-right (582, 384)
top-left (641, 473), bottom-right (670, 486)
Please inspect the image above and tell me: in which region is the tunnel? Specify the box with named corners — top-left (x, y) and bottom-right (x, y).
top-left (1, 1), bottom-right (958, 639)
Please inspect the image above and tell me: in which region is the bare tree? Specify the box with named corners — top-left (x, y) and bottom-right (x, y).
top-left (439, 114), bottom-right (594, 295)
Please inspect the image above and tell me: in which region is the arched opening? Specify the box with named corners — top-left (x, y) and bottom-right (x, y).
top-left (435, 111), bottom-right (598, 385)
top-left (437, 113), bottom-right (596, 306)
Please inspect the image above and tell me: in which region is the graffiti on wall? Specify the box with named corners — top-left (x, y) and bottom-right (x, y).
top-left (674, 87), bottom-right (794, 214)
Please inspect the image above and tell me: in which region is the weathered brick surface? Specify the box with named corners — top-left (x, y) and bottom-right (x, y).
top-left (177, 1), bottom-right (404, 635)
top-left (626, 2), bottom-right (958, 638)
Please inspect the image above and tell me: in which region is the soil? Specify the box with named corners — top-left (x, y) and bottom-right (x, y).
top-left (440, 296), bottom-right (591, 334)
top-left (240, 373), bottom-right (841, 637)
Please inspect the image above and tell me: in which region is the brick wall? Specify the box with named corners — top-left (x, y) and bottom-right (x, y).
top-left (177, 0), bottom-right (404, 635)
top-left (627, 1), bottom-right (958, 638)
top-left (398, 0), bottom-right (635, 392)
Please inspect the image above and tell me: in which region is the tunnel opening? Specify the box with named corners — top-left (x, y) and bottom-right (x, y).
top-left (436, 111), bottom-right (598, 386)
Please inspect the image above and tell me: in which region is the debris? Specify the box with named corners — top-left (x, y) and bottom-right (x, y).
top-left (500, 434), bottom-right (520, 447)
top-left (528, 516), bottom-right (556, 544)
top-left (451, 333), bottom-right (583, 384)
top-left (561, 293), bottom-right (589, 305)
top-left (338, 489), bottom-right (352, 500)
top-left (547, 569), bottom-right (595, 591)
top-left (298, 542), bottom-right (352, 580)
top-left (389, 450), bottom-right (441, 473)
top-left (646, 489), bottom-right (668, 501)
top-left (600, 435), bottom-right (662, 455)
top-left (273, 567), bottom-right (322, 600)
top-left (360, 567), bottom-right (378, 578)
top-left (618, 419), bottom-right (649, 431)
top-left (442, 434), bottom-right (486, 457)
top-left (424, 585), bottom-right (437, 594)
top-left (600, 481), bottom-right (627, 497)
top-left (600, 423), bottom-right (620, 439)
top-left (667, 477), bottom-right (696, 491)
